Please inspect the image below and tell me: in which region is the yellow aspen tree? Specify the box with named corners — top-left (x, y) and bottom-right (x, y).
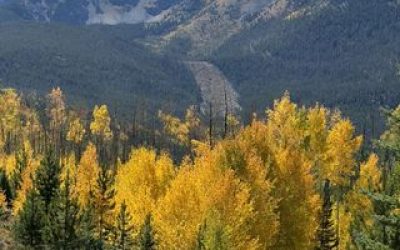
top-left (341, 154), bottom-right (381, 248)
top-left (158, 110), bottom-right (190, 145)
top-left (3, 154), bottom-right (16, 179)
top-left (325, 119), bottom-right (363, 187)
top-left (217, 140), bottom-right (279, 248)
top-left (47, 87), bottom-right (66, 134)
top-left (12, 152), bottom-right (41, 215)
top-left (264, 93), bottom-right (320, 250)
top-left (155, 146), bottom-right (259, 250)
top-left (75, 142), bottom-right (100, 207)
top-left (21, 108), bottom-right (41, 152)
top-left (305, 105), bottom-right (329, 182)
top-left (67, 117), bottom-right (85, 144)
top-left (60, 152), bottom-right (77, 186)
top-left (0, 89), bottom-right (22, 151)
top-left (0, 191), bottom-right (6, 211)
top-left (90, 105), bottom-right (113, 141)
top-left (115, 148), bottom-right (175, 231)
top-left (159, 106), bottom-right (205, 146)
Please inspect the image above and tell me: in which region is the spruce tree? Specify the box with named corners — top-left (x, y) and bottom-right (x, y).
top-left (112, 200), bottom-right (134, 250)
top-left (0, 168), bottom-right (12, 203)
top-left (195, 222), bottom-right (206, 250)
top-left (316, 180), bottom-right (338, 250)
top-left (79, 200), bottom-right (101, 249)
top-left (139, 214), bottom-right (156, 250)
top-left (35, 150), bottom-right (61, 212)
top-left (355, 165), bottom-right (400, 249)
top-left (42, 171), bottom-right (81, 249)
top-left (93, 167), bottom-right (116, 246)
top-left (13, 187), bottom-right (45, 248)
top-left (10, 147), bottom-right (28, 198)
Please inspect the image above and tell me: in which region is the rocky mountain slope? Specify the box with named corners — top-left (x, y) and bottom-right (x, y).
top-left (0, 0), bottom-right (194, 24)
top-left (0, 0), bottom-right (399, 134)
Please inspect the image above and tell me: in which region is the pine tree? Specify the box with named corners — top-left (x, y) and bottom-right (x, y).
top-left (139, 214), bottom-right (156, 250)
top-left (93, 167), bottom-right (116, 246)
top-left (316, 180), bottom-right (338, 250)
top-left (10, 147), bottom-right (28, 198)
top-left (195, 222), bottom-right (206, 250)
top-left (355, 165), bottom-right (400, 249)
top-left (0, 168), bottom-right (12, 203)
top-left (112, 200), bottom-right (134, 250)
top-left (35, 150), bottom-right (61, 212)
top-left (42, 171), bottom-right (81, 249)
top-left (78, 200), bottom-right (101, 249)
top-left (13, 186), bottom-right (45, 247)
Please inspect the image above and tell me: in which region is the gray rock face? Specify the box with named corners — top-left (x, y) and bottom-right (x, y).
top-left (0, 0), bottom-right (191, 24)
top-left (0, 0), bottom-right (280, 25)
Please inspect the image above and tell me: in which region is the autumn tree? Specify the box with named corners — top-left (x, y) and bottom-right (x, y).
top-left (115, 148), bottom-right (175, 230)
top-left (0, 89), bottom-right (22, 153)
top-left (47, 87), bottom-right (67, 155)
top-left (155, 145), bottom-right (259, 250)
top-left (75, 142), bottom-right (100, 207)
top-left (90, 105), bottom-right (113, 163)
top-left (12, 146), bottom-right (40, 215)
top-left (66, 115), bottom-right (86, 159)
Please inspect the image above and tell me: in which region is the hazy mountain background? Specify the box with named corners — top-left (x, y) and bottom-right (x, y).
top-left (0, 0), bottom-right (399, 135)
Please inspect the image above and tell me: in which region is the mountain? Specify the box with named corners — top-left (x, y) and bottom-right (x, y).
top-left (0, 0), bottom-right (194, 25)
top-left (212, 0), bottom-right (400, 133)
top-left (0, 0), bottom-right (399, 135)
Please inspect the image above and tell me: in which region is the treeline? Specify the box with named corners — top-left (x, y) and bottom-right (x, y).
top-left (0, 89), bottom-right (399, 249)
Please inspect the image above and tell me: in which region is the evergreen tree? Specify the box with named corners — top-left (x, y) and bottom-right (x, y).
top-left (195, 222), bottom-right (206, 250)
top-left (357, 106), bottom-right (400, 248)
top-left (112, 200), bottom-right (134, 250)
top-left (42, 171), bottom-right (81, 249)
top-left (355, 165), bottom-right (400, 249)
top-left (10, 147), bottom-right (28, 198)
top-left (13, 187), bottom-right (45, 248)
top-left (316, 180), bottom-right (338, 250)
top-left (93, 167), bottom-right (116, 246)
top-left (0, 168), bottom-right (12, 203)
top-left (139, 214), bottom-right (156, 250)
top-left (35, 150), bottom-right (61, 212)
top-left (78, 200), bottom-right (101, 249)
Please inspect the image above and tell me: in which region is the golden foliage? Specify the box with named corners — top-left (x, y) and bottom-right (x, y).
top-left (115, 148), bottom-right (175, 230)
top-left (47, 87), bottom-right (66, 131)
top-left (325, 119), bottom-right (362, 186)
top-left (159, 106), bottom-right (203, 146)
top-left (155, 147), bottom-right (259, 250)
top-left (12, 152), bottom-right (41, 215)
top-left (67, 117), bottom-right (85, 144)
top-left (90, 105), bottom-right (113, 141)
top-left (75, 143), bottom-right (100, 207)
top-left (0, 191), bottom-right (6, 211)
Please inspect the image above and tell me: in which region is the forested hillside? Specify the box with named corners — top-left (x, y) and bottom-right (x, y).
top-left (0, 22), bottom-right (200, 117)
top-left (212, 0), bottom-right (400, 134)
top-left (0, 87), bottom-right (399, 249)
